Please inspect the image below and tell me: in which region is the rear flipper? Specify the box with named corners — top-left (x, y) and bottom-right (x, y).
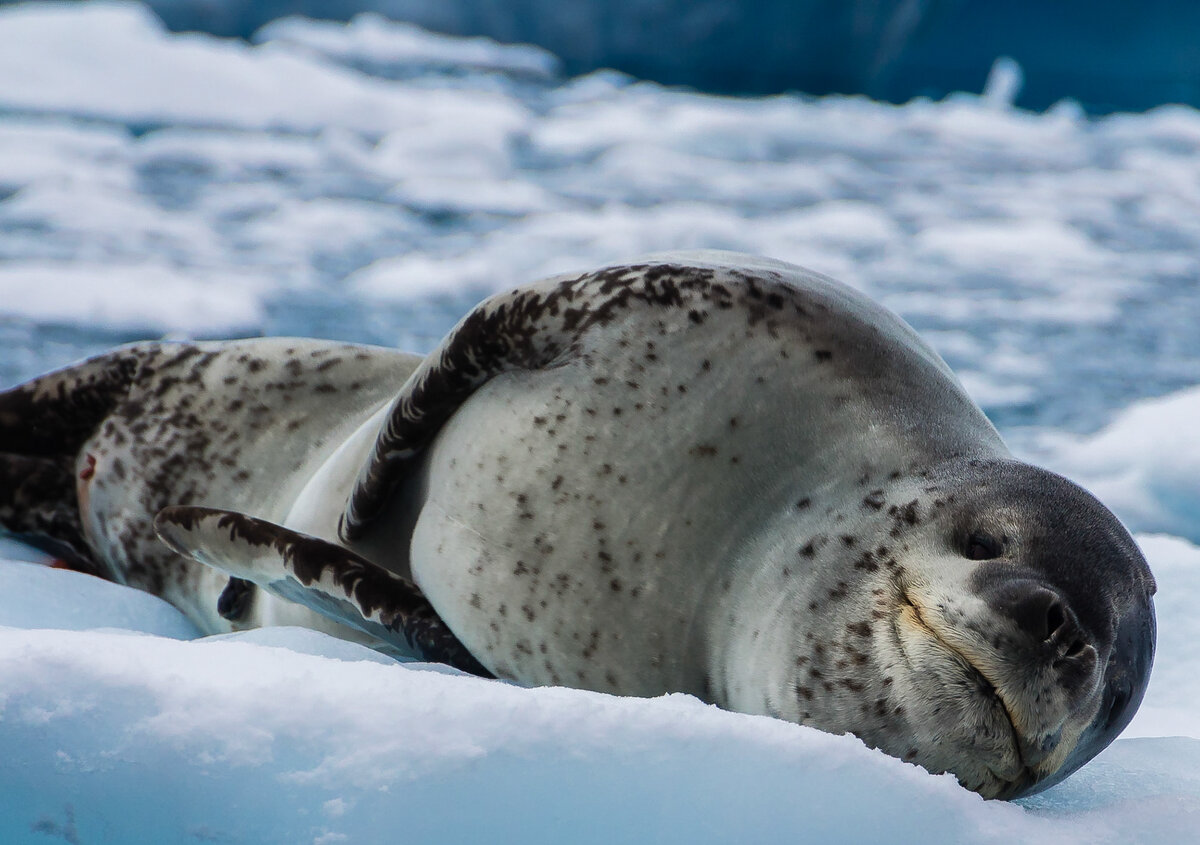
top-left (154, 506), bottom-right (492, 677)
top-left (0, 347), bottom-right (145, 575)
top-left (0, 453), bottom-right (97, 572)
top-left (0, 452), bottom-right (99, 572)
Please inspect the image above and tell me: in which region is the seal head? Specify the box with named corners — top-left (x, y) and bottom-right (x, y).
top-left (917, 459), bottom-right (1156, 797)
top-left (725, 456), bottom-right (1155, 799)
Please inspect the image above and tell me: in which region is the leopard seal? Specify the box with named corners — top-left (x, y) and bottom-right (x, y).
top-left (0, 251), bottom-right (1155, 800)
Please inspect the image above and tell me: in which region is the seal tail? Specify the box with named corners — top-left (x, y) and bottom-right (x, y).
top-left (154, 506), bottom-right (492, 677)
top-left (0, 347), bottom-right (143, 573)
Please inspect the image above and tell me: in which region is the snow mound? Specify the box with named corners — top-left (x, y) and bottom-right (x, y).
top-left (0, 261), bottom-right (266, 334)
top-left (0, 560), bottom-right (200, 638)
top-left (0, 626), bottom-right (1089, 844)
top-left (0, 1), bottom-right (525, 135)
top-left (255, 13), bottom-right (561, 80)
top-left (1039, 386), bottom-right (1200, 542)
top-left (1, 530), bottom-right (1199, 843)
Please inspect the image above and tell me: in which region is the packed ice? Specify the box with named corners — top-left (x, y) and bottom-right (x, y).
top-left (1, 2), bottom-right (1198, 842)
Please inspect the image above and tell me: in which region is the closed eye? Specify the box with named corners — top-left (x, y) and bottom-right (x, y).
top-left (964, 532), bottom-right (1003, 561)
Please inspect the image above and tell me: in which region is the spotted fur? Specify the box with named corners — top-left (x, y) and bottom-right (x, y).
top-left (0, 252), bottom-right (1155, 800)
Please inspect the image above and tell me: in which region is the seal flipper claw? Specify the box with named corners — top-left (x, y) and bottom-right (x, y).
top-left (216, 577), bottom-right (255, 622)
top-left (154, 506), bottom-right (491, 677)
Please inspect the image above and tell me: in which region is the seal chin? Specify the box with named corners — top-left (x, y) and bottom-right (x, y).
top-left (895, 590), bottom-right (1045, 799)
top-left (971, 765), bottom-right (1038, 801)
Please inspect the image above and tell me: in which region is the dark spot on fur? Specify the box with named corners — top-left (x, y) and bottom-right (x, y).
top-left (862, 490), bottom-right (885, 510)
top-left (854, 552), bottom-right (879, 572)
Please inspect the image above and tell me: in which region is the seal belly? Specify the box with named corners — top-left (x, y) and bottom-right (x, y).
top-left (408, 363), bottom-right (720, 694)
top-left (403, 317), bottom-right (845, 694)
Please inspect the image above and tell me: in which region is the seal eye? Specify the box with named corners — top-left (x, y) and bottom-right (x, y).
top-left (964, 532), bottom-right (1002, 561)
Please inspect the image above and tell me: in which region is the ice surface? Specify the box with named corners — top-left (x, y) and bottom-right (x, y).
top-left (0, 560), bottom-right (200, 638)
top-left (255, 13), bottom-right (561, 81)
top-left (1, 531), bottom-right (1198, 843)
top-left (1, 4), bottom-right (1199, 842)
top-left (0, 261), bottom-right (265, 333)
top-left (0, 2), bottom-right (458, 134)
top-left (2, 625), bottom-right (1051, 845)
top-left (1122, 535), bottom-right (1200, 741)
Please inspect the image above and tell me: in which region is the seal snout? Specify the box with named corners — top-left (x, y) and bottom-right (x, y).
top-left (986, 579), bottom-right (1098, 685)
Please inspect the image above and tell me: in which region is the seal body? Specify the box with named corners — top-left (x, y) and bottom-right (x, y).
top-left (393, 256), bottom-right (1000, 696)
top-left (0, 252), bottom-right (1156, 800)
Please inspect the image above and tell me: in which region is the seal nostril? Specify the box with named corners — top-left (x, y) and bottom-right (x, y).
top-left (1064, 638), bottom-right (1087, 658)
top-left (997, 583), bottom-right (1075, 646)
top-left (1045, 599), bottom-right (1067, 642)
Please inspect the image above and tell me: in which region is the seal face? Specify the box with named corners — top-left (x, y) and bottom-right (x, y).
top-left (0, 251), bottom-right (1156, 800)
top-left (758, 457), bottom-right (1156, 799)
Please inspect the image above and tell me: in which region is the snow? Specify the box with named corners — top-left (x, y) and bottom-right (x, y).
top-left (1122, 535), bottom-right (1200, 741)
top-left (0, 560), bottom-right (200, 638)
top-left (1034, 388), bottom-right (1200, 542)
top-left (0, 261), bottom-right (265, 333)
top-left (1, 2), bottom-right (1200, 840)
top-left (0, 2), bottom-right (459, 134)
top-left (2, 530), bottom-right (1199, 843)
top-left (254, 13), bottom-right (561, 81)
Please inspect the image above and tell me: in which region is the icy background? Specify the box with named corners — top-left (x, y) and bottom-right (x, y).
top-left (1, 2), bottom-right (1199, 842)
top-left (12, 0), bottom-right (1198, 112)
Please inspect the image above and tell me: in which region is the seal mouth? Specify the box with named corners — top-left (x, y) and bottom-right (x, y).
top-left (895, 587), bottom-right (1037, 797)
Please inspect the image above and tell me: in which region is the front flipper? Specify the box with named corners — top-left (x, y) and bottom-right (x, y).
top-left (340, 261), bottom-right (727, 539)
top-left (154, 506), bottom-right (492, 677)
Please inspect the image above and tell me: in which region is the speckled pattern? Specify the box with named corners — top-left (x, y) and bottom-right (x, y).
top-left (0, 337), bottom-right (417, 631)
top-left (0, 252), bottom-right (1157, 800)
top-left (347, 253), bottom-right (1154, 798)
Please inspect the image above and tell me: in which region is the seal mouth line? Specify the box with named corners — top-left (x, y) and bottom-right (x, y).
top-left (896, 586), bottom-right (1033, 786)
top-left (899, 591), bottom-right (998, 697)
